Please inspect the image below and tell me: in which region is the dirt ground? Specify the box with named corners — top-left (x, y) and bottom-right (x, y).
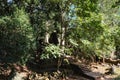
top-left (0, 60), bottom-right (120, 80)
top-left (90, 63), bottom-right (120, 80)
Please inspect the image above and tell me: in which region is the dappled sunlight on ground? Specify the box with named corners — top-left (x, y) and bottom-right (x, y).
top-left (90, 63), bottom-right (120, 80)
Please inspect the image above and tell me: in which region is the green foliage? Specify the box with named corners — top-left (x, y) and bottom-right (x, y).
top-left (68, 0), bottom-right (120, 59)
top-left (95, 25), bottom-right (116, 56)
top-left (0, 8), bottom-right (34, 64)
top-left (69, 23), bottom-right (117, 58)
top-left (40, 44), bottom-right (72, 59)
top-left (69, 39), bottom-right (78, 47)
top-left (0, 0), bottom-right (120, 64)
top-left (20, 52), bottom-right (32, 65)
top-left (40, 44), bottom-right (62, 59)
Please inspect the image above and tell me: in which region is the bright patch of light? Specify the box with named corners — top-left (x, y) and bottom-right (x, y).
top-left (7, 0), bottom-right (12, 3)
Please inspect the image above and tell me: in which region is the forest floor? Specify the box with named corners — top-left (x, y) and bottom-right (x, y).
top-left (0, 59), bottom-right (120, 80)
top-left (89, 63), bottom-right (120, 80)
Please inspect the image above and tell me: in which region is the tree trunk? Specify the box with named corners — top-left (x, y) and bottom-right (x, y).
top-left (45, 21), bottom-right (50, 43)
top-left (60, 5), bottom-right (67, 53)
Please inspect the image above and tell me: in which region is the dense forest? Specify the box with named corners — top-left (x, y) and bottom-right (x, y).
top-left (0, 0), bottom-right (120, 80)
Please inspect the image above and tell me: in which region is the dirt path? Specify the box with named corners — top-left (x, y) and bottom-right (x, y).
top-left (90, 63), bottom-right (120, 80)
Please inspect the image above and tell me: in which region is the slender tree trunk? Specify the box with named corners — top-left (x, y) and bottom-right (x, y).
top-left (60, 10), bottom-right (65, 53)
top-left (45, 21), bottom-right (50, 43)
top-left (60, 1), bottom-right (68, 54)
